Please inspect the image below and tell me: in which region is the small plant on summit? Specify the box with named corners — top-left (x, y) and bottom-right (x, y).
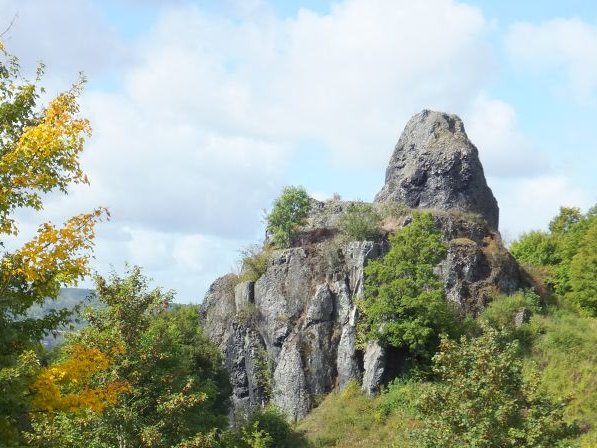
top-left (267, 186), bottom-right (311, 248)
top-left (239, 244), bottom-right (272, 283)
top-left (339, 201), bottom-right (383, 241)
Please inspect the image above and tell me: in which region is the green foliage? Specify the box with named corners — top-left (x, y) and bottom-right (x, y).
top-left (511, 205), bottom-right (596, 312)
top-left (415, 324), bottom-right (577, 448)
top-left (360, 212), bottom-right (457, 363)
top-left (267, 186), bottom-right (311, 248)
top-left (238, 245), bottom-right (272, 283)
top-left (25, 267), bottom-right (231, 448)
top-left (298, 380), bottom-right (418, 447)
top-left (510, 230), bottom-right (559, 266)
top-left (375, 378), bottom-right (420, 422)
top-left (339, 202), bottom-right (382, 241)
top-left (478, 290), bottom-right (542, 352)
top-left (221, 407), bottom-right (309, 448)
top-left (480, 289), bottom-right (541, 327)
top-left (567, 218), bottom-right (597, 316)
top-left (532, 309), bottom-right (597, 446)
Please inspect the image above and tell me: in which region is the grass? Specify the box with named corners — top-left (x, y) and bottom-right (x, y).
top-left (298, 381), bottom-right (420, 447)
top-left (531, 307), bottom-right (597, 447)
top-left (296, 296), bottom-right (597, 447)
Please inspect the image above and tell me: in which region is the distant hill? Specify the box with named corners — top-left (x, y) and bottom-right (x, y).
top-left (29, 288), bottom-right (99, 349)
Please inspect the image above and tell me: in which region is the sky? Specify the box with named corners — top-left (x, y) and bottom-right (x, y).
top-left (1, 0), bottom-right (595, 303)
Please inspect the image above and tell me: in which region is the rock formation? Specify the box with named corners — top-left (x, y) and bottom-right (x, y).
top-left (200, 110), bottom-right (528, 422)
top-left (375, 110), bottom-right (499, 229)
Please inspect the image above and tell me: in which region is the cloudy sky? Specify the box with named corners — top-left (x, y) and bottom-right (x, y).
top-left (1, 0), bottom-right (595, 302)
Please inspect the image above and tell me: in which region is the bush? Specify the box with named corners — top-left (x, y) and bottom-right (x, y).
top-left (567, 218), bottom-right (597, 316)
top-left (359, 212), bottom-right (458, 364)
top-left (267, 186), bottom-right (311, 248)
top-left (480, 290), bottom-right (542, 329)
top-left (476, 290), bottom-right (543, 354)
top-left (510, 230), bottom-right (559, 266)
top-left (415, 324), bottom-right (577, 448)
top-left (510, 204), bottom-right (596, 302)
top-left (533, 309), bottom-right (597, 446)
top-left (239, 245), bottom-right (272, 283)
top-left (221, 407), bottom-right (309, 448)
top-left (339, 202), bottom-right (382, 241)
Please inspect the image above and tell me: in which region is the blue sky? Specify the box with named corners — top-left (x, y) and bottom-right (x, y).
top-left (1, 0), bottom-right (595, 302)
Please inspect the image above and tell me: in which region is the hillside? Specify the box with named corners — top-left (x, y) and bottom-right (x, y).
top-left (198, 110), bottom-right (597, 447)
top-left (27, 288), bottom-right (97, 348)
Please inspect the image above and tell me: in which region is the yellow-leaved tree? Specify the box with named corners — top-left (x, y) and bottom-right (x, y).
top-left (0, 41), bottom-right (108, 444)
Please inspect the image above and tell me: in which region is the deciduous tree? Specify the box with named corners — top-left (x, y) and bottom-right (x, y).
top-left (0, 42), bottom-right (106, 444)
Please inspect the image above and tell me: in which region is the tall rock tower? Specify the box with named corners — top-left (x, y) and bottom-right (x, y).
top-left (375, 110), bottom-right (499, 229)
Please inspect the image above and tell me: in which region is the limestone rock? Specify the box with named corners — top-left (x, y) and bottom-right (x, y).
top-left (514, 307), bottom-right (532, 328)
top-left (362, 341), bottom-right (386, 395)
top-left (375, 110), bottom-right (499, 229)
top-left (273, 341), bottom-right (311, 421)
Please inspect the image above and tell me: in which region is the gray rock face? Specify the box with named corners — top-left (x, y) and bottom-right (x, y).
top-left (375, 110), bottom-right (499, 229)
top-left (362, 341), bottom-right (386, 395)
top-left (200, 113), bottom-right (530, 422)
top-left (201, 240), bottom-right (382, 421)
top-left (514, 307), bottom-right (532, 328)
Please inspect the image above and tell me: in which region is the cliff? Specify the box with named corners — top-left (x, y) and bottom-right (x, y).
top-left (200, 110), bottom-right (528, 422)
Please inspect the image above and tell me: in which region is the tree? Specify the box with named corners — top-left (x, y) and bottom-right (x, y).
top-left (416, 324), bottom-right (576, 448)
top-left (359, 212), bottom-right (457, 363)
top-left (567, 218), bottom-right (597, 316)
top-left (509, 230), bottom-right (559, 267)
top-left (25, 268), bottom-right (231, 448)
top-left (0, 42), bottom-right (106, 444)
top-left (267, 186), bottom-right (311, 248)
top-left (510, 204), bottom-right (596, 307)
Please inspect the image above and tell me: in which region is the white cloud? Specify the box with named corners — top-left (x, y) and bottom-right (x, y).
top-left (8, 0), bottom-right (571, 301)
top-left (464, 95), bottom-right (548, 177)
top-left (506, 18), bottom-right (597, 99)
top-left (42, 0), bottom-right (496, 239)
top-left (493, 175), bottom-right (593, 237)
top-left (0, 0), bottom-right (127, 81)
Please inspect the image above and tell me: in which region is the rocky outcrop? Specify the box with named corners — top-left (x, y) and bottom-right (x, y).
top-left (375, 110), bottom-right (499, 229)
top-left (201, 240), bottom-right (382, 421)
top-left (200, 111), bottom-right (528, 422)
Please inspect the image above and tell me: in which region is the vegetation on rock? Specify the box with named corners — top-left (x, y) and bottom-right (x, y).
top-left (267, 186), bottom-right (311, 248)
top-left (339, 201), bottom-right (383, 241)
top-left (359, 212), bottom-right (458, 363)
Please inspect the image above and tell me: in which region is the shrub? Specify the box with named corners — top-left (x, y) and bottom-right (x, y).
top-left (359, 212), bottom-right (458, 364)
top-left (478, 290), bottom-right (543, 353)
top-left (339, 202), bottom-right (382, 241)
top-left (567, 218), bottom-right (597, 316)
top-left (480, 289), bottom-right (542, 329)
top-left (221, 407), bottom-right (309, 448)
top-left (415, 324), bottom-right (577, 448)
top-left (510, 230), bottom-right (559, 266)
top-left (267, 186), bottom-right (311, 248)
top-left (239, 245), bottom-right (272, 283)
top-left (510, 204), bottom-right (596, 300)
